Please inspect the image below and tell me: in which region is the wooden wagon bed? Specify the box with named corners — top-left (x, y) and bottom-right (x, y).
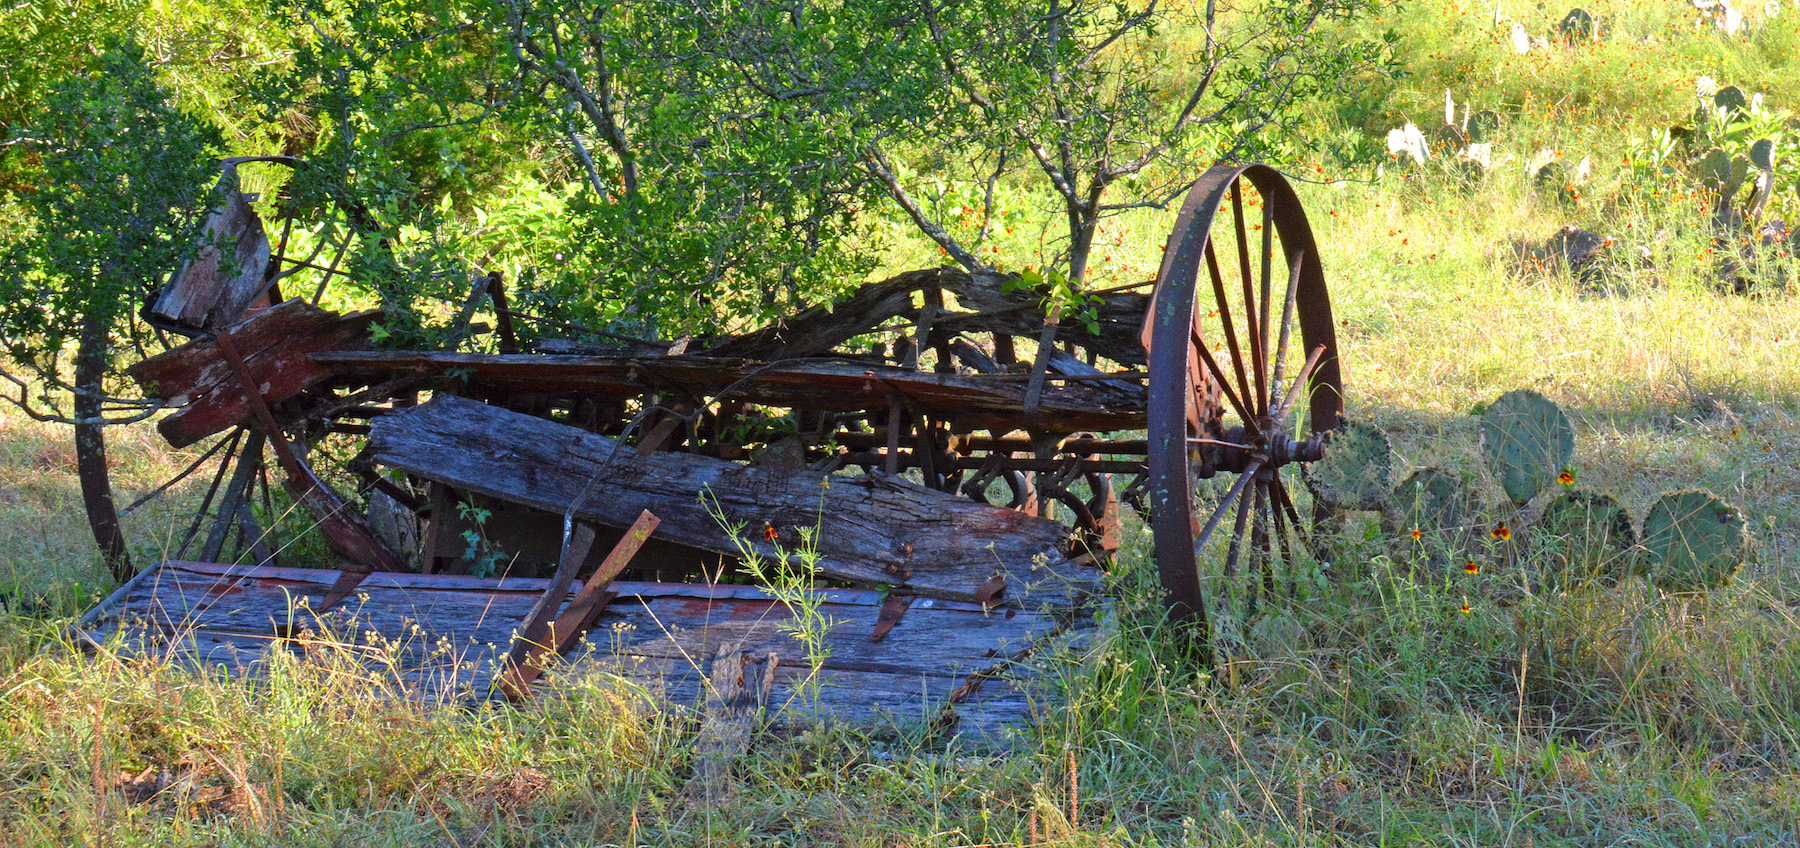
top-left (75, 560), bottom-right (1084, 740)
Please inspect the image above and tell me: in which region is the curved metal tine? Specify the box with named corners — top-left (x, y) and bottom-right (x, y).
top-left (1221, 475), bottom-right (1254, 580)
top-left (1270, 476), bottom-right (1319, 564)
top-left (1188, 437), bottom-right (1257, 450)
top-left (1193, 458), bottom-right (1263, 556)
top-left (1274, 344), bottom-right (1327, 423)
top-left (1269, 249), bottom-right (1306, 399)
top-left (1202, 239), bottom-right (1259, 430)
top-left (1229, 181), bottom-right (1267, 417)
top-left (1257, 194), bottom-right (1275, 416)
top-left (1191, 326), bottom-right (1262, 441)
top-left (175, 427), bottom-right (247, 559)
top-left (1245, 481), bottom-right (1272, 619)
top-left (1268, 475), bottom-right (1299, 599)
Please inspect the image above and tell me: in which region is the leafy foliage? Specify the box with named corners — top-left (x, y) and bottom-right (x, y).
top-left (0, 40), bottom-right (222, 420)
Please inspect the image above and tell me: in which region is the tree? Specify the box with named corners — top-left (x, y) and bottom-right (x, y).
top-left (0, 40), bottom-right (223, 581)
top-left (251, 1), bottom-right (1393, 339)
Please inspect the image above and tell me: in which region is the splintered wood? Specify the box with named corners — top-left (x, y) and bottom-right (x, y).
top-left (128, 299), bottom-right (380, 448)
top-left (76, 561), bottom-right (1070, 738)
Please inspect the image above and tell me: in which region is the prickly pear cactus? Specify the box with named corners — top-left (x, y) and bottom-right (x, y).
top-left (1479, 389), bottom-right (1575, 506)
top-left (1696, 147), bottom-right (1735, 190)
top-left (1537, 490), bottom-right (1636, 589)
top-left (1713, 85), bottom-right (1747, 115)
top-left (1302, 421), bottom-right (1394, 511)
top-left (1751, 138), bottom-right (1775, 170)
top-left (1467, 110), bottom-right (1501, 143)
top-left (1641, 488), bottom-right (1748, 592)
top-left (1559, 8), bottom-right (1595, 41)
top-left (1384, 467), bottom-right (1476, 540)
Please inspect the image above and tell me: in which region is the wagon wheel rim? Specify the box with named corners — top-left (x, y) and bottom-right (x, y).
top-left (1143, 163), bottom-right (1343, 647)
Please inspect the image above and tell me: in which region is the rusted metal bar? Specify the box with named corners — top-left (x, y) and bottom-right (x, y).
top-left (499, 510), bottom-right (660, 699)
top-left (201, 432), bottom-right (265, 563)
top-left (499, 522), bottom-right (597, 690)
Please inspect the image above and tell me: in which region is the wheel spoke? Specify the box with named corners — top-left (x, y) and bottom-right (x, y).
top-left (1193, 458), bottom-right (1263, 554)
top-left (1268, 475), bottom-right (1300, 599)
top-left (1249, 480), bottom-right (1273, 615)
top-left (1270, 475), bottom-right (1317, 564)
top-left (1274, 344), bottom-right (1327, 422)
top-left (1270, 249), bottom-right (1306, 397)
top-left (1230, 182), bottom-right (1267, 417)
top-left (1222, 473), bottom-right (1256, 579)
top-left (1258, 198), bottom-right (1275, 416)
top-left (1191, 326), bottom-right (1263, 441)
top-left (1202, 240), bottom-right (1258, 431)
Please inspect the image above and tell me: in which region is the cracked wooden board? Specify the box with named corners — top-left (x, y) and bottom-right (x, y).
top-left (368, 395), bottom-right (1108, 608)
top-left (73, 561), bottom-right (1083, 740)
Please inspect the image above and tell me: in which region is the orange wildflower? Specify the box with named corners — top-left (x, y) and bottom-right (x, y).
top-left (1459, 603), bottom-right (1473, 614)
top-left (1465, 561), bottom-right (1480, 575)
top-left (1409, 527), bottom-right (1423, 541)
top-left (1558, 470), bottom-right (1575, 486)
top-left (1492, 523), bottom-right (1512, 542)
top-left (763, 521), bottom-right (779, 542)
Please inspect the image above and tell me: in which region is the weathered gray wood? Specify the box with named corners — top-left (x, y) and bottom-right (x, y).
top-left (369, 396), bottom-right (1104, 607)
top-left (313, 351), bottom-right (1144, 433)
top-left (683, 644), bottom-right (771, 803)
top-left (703, 269), bottom-right (938, 360)
top-left (150, 180), bottom-right (272, 331)
top-left (75, 561), bottom-right (1073, 738)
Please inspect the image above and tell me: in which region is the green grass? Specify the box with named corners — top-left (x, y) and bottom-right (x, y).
top-left (5, 1), bottom-right (1800, 844)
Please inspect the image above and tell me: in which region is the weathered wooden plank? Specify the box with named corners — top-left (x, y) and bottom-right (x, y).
top-left (933, 268), bottom-right (1152, 367)
top-left (369, 396), bottom-right (1105, 607)
top-left (314, 352), bottom-right (1145, 433)
top-left (702, 269), bottom-right (937, 360)
top-left (129, 299), bottom-right (380, 448)
top-left (77, 561), bottom-right (1071, 737)
top-left (150, 183), bottom-right (272, 330)
top-left (683, 644), bottom-right (772, 802)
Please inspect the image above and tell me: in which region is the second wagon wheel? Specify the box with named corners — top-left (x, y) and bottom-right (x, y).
top-left (1142, 163), bottom-right (1343, 645)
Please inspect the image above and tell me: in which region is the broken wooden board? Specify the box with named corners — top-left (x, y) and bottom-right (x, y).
top-left (74, 560), bottom-right (1077, 740)
top-left (369, 395), bottom-right (1107, 608)
top-left (150, 179), bottom-right (273, 331)
top-left (129, 299), bottom-right (381, 448)
top-left (314, 351), bottom-right (1145, 433)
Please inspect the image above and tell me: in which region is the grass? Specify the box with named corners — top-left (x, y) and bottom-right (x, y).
top-left (4, 0), bottom-right (1800, 844)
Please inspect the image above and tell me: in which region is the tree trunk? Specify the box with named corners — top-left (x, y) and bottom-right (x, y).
top-left (75, 313), bottom-right (133, 583)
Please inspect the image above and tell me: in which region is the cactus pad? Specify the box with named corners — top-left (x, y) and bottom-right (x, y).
top-left (1537, 490), bottom-right (1635, 589)
top-left (1558, 8), bottom-right (1595, 41)
top-left (1385, 467), bottom-right (1476, 539)
top-left (1751, 138), bottom-right (1774, 171)
top-left (1713, 86), bottom-right (1747, 116)
top-left (1302, 421), bottom-right (1394, 511)
top-left (1641, 488), bottom-right (1748, 592)
top-left (1696, 148), bottom-right (1734, 188)
top-left (1433, 124), bottom-right (1468, 157)
top-left (1467, 110), bottom-right (1501, 143)
top-left (1479, 389), bottom-right (1575, 505)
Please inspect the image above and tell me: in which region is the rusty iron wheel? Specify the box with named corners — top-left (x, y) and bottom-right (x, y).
top-left (1143, 164), bottom-right (1343, 658)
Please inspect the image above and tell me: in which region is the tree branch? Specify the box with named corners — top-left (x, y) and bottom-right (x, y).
top-left (862, 143), bottom-right (987, 273)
